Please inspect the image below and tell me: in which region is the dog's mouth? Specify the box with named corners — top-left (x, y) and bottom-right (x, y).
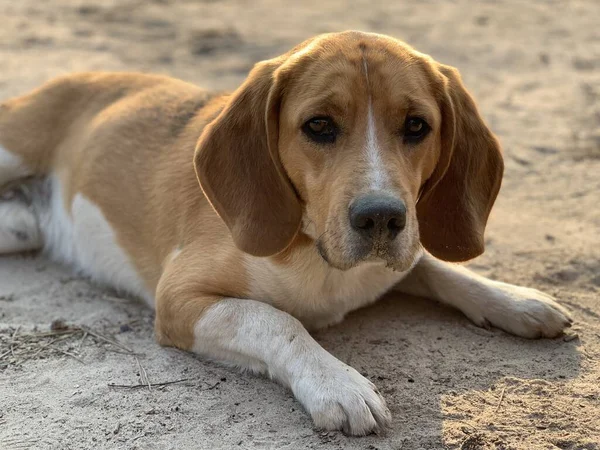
top-left (315, 234), bottom-right (421, 272)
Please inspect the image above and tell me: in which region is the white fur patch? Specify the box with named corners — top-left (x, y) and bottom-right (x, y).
top-left (0, 145), bottom-right (30, 186)
top-left (40, 177), bottom-right (76, 264)
top-left (40, 177), bottom-right (153, 305)
top-left (365, 103), bottom-right (387, 190)
top-left (193, 298), bottom-right (391, 435)
top-left (397, 252), bottom-right (573, 338)
top-left (362, 59), bottom-right (388, 191)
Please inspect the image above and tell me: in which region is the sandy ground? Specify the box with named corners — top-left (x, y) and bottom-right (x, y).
top-left (0, 1), bottom-right (599, 449)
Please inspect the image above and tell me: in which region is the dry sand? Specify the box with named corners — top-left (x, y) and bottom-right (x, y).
top-left (0, 1), bottom-right (599, 449)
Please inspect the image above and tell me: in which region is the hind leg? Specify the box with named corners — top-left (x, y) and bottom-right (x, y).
top-left (0, 186), bottom-right (42, 254)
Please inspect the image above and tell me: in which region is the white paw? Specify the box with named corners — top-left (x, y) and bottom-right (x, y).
top-left (291, 357), bottom-right (391, 436)
top-left (466, 282), bottom-right (573, 339)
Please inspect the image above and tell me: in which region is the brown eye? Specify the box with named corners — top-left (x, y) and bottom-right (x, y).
top-left (403, 117), bottom-right (430, 143)
top-left (302, 116), bottom-right (338, 144)
top-left (308, 119), bottom-right (329, 133)
top-left (407, 119), bottom-right (423, 133)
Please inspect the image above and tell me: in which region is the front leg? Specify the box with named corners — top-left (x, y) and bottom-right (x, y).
top-left (155, 271), bottom-right (390, 435)
top-left (396, 252), bottom-right (573, 338)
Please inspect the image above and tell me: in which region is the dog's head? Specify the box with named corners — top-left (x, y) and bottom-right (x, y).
top-left (195, 31), bottom-right (503, 270)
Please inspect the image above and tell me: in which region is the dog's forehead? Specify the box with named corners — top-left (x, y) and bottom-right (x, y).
top-left (284, 32), bottom-right (437, 99)
top-left (281, 33), bottom-right (440, 120)
top-left (298, 32), bottom-right (424, 70)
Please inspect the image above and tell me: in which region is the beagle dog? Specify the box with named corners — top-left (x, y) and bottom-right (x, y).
top-left (0, 31), bottom-right (572, 435)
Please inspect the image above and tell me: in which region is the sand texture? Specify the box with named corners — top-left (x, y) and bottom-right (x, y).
top-left (1, 1), bottom-right (599, 449)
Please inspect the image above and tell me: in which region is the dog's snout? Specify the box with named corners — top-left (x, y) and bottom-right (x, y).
top-left (349, 194), bottom-right (407, 241)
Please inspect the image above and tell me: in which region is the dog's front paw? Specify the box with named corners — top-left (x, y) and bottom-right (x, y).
top-left (468, 282), bottom-right (573, 339)
top-left (291, 358), bottom-right (391, 436)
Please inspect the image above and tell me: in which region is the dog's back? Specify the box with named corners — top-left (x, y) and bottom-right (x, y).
top-left (0, 73), bottom-right (227, 302)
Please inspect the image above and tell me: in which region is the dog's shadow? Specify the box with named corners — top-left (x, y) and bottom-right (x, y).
top-left (312, 292), bottom-right (582, 448)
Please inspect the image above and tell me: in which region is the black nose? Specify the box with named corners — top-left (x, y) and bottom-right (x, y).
top-left (349, 194), bottom-right (407, 241)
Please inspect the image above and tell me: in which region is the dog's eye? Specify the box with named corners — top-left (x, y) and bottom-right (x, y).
top-left (302, 117), bottom-right (338, 144)
top-left (403, 117), bottom-right (430, 143)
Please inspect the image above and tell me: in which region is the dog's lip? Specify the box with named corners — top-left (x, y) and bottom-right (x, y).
top-left (315, 239), bottom-right (330, 264)
top-left (315, 238), bottom-right (402, 271)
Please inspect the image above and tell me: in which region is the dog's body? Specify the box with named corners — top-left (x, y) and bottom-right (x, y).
top-left (0, 31), bottom-right (572, 435)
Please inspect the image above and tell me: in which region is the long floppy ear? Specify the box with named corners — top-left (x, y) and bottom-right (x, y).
top-left (417, 65), bottom-right (504, 262)
top-left (194, 58), bottom-right (302, 257)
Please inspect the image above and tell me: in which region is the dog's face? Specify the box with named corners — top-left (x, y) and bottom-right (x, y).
top-left (195, 31), bottom-right (504, 268)
top-left (277, 41), bottom-right (441, 271)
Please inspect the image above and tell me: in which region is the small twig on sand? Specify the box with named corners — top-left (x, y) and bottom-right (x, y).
top-left (19, 329), bottom-right (83, 339)
top-left (11, 326), bottom-right (21, 340)
top-left (136, 357), bottom-right (151, 391)
top-left (10, 326), bottom-right (21, 357)
top-left (77, 331), bottom-right (88, 352)
top-left (102, 348), bottom-right (144, 356)
top-left (81, 326), bottom-right (135, 354)
top-left (494, 386), bottom-right (507, 414)
top-left (49, 345), bottom-right (85, 364)
top-left (20, 337), bottom-right (64, 364)
top-left (108, 378), bottom-right (191, 390)
top-left (201, 381), bottom-right (221, 391)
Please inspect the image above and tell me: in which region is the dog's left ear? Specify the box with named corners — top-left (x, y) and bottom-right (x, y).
top-left (417, 64), bottom-right (504, 262)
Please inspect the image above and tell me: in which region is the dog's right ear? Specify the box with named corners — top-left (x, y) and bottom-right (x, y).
top-left (194, 57), bottom-right (302, 257)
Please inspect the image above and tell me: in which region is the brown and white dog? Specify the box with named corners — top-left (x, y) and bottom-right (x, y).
top-left (0, 31), bottom-right (572, 435)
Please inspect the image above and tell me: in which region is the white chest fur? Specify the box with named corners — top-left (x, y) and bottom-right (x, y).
top-left (247, 246), bottom-right (408, 329)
